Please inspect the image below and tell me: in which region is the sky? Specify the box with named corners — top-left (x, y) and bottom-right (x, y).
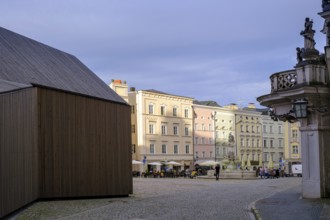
top-left (0, 1), bottom-right (325, 107)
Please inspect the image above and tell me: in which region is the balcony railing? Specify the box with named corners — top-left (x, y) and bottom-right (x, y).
top-left (270, 70), bottom-right (297, 93)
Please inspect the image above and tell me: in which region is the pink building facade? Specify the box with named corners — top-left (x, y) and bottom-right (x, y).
top-left (193, 104), bottom-right (216, 162)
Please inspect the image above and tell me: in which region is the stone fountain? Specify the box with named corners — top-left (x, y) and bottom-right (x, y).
top-left (220, 153), bottom-right (256, 179)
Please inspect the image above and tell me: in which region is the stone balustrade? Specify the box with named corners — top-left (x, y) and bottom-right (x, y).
top-left (270, 70), bottom-right (297, 93)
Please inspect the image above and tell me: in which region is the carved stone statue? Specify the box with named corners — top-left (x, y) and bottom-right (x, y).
top-left (296, 47), bottom-right (303, 63)
top-left (304, 17), bottom-right (313, 33)
top-left (300, 17), bottom-right (316, 50)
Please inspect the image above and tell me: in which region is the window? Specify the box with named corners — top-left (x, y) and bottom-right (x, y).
top-left (150, 144), bottom-right (155, 154)
top-left (263, 125), bottom-right (267, 133)
top-left (257, 139), bottom-right (260, 147)
top-left (246, 139), bottom-right (249, 147)
top-left (246, 125), bottom-right (249, 132)
top-left (292, 130), bottom-right (298, 138)
top-left (195, 151), bottom-right (199, 159)
top-left (209, 124), bottom-right (212, 131)
top-left (257, 126), bottom-right (260, 133)
top-left (264, 139), bottom-right (267, 148)
top-left (202, 124), bottom-right (205, 131)
top-left (161, 125), bottom-right (167, 135)
top-left (270, 125), bottom-right (273, 133)
top-left (174, 145), bottom-right (178, 154)
top-left (149, 104), bottom-right (154, 114)
top-left (132, 124), bottom-right (135, 133)
top-left (222, 147), bottom-right (227, 156)
top-left (278, 126), bottom-right (282, 134)
top-left (149, 124), bottom-right (155, 134)
top-left (216, 147), bottom-right (220, 155)
top-left (240, 138), bottom-right (244, 147)
top-left (251, 126), bottom-right (254, 133)
top-left (210, 151), bottom-right (213, 158)
top-left (270, 140), bottom-right (274, 148)
top-left (162, 144), bottom-right (167, 154)
top-left (185, 127), bottom-right (189, 136)
top-left (131, 105), bottom-right (135, 114)
top-left (195, 137), bottom-right (198, 144)
top-left (279, 139), bottom-right (283, 148)
top-left (161, 106), bottom-right (166, 116)
top-left (252, 139), bottom-right (255, 147)
top-left (173, 107), bottom-right (177, 116)
top-left (173, 126), bottom-right (178, 135)
top-left (240, 125), bottom-right (244, 132)
top-left (292, 145), bottom-right (299, 154)
top-left (185, 145), bottom-right (190, 154)
top-left (202, 151), bottom-right (205, 158)
top-left (201, 137), bottom-right (205, 144)
top-left (264, 153), bottom-right (268, 161)
top-left (184, 109), bottom-right (189, 118)
top-left (279, 152), bottom-right (284, 160)
top-left (209, 138), bottom-right (213, 145)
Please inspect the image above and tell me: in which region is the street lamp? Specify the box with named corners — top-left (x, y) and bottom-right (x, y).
top-left (293, 99), bottom-right (308, 118)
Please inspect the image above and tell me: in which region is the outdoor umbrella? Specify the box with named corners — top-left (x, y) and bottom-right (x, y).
top-left (148, 162), bottom-right (163, 166)
top-left (132, 160), bottom-right (143, 165)
top-left (199, 160), bottom-right (220, 166)
top-left (165, 161), bottom-right (182, 166)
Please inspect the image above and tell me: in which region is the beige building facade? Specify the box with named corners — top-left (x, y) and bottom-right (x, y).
top-left (261, 111), bottom-right (286, 168)
top-left (214, 107), bottom-right (236, 162)
top-left (235, 105), bottom-right (263, 168)
top-left (129, 89), bottom-right (194, 171)
top-left (109, 79), bottom-right (129, 103)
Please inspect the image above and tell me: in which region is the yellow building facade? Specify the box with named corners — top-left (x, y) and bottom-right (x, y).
top-left (284, 122), bottom-right (302, 172)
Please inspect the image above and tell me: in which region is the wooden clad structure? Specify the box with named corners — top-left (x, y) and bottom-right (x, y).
top-left (0, 27), bottom-right (132, 218)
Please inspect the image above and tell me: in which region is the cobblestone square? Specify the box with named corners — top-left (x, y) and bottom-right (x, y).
top-left (9, 177), bottom-right (301, 220)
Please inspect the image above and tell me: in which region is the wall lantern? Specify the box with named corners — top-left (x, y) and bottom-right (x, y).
top-left (293, 99), bottom-right (309, 119)
top-left (269, 99), bottom-right (328, 123)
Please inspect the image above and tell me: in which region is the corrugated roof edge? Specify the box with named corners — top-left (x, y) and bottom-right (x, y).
top-left (31, 83), bottom-right (130, 106)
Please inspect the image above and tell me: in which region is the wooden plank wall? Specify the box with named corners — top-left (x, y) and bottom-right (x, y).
top-left (0, 88), bottom-right (39, 219)
top-left (38, 88), bottom-right (132, 198)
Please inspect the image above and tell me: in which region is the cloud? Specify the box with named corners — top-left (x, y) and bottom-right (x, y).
top-left (0, 0), bottom-right (325, 108)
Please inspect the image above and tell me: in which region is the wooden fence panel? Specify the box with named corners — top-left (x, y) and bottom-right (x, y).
top-left (39, 88), bottom-right (132, 198)
top-left (0, 88), bottom-right (39, 219)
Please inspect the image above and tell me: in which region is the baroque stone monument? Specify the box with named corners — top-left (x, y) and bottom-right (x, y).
top-left (258, 2), bottom-right (330, 198)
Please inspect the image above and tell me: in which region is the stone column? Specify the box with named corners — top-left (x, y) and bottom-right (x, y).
top-left (300, 97), bottom-right (330, 198)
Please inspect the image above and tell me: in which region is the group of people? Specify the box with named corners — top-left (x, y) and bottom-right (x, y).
top-left (257, 167), bottom-right (284, 179)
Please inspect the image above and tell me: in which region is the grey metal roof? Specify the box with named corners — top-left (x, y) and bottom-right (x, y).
top-left (0, 26), bottom-right (126, 104)
top-left (0, 79), bottom-right (32, 93)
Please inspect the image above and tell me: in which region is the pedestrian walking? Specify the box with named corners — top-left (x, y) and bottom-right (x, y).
top-left (215, 164), bottom-right (220, 180)
top-left (259, 167), bottom-right (264, 179)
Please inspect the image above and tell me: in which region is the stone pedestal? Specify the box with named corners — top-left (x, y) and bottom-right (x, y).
top-left (300, 112), bottom-right (330, 198)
